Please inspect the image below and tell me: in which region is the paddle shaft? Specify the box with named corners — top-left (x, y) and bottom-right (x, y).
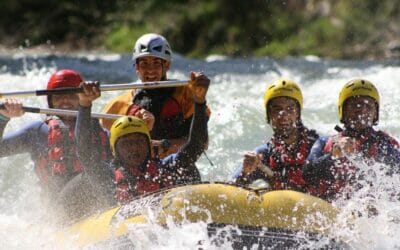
top-left (0, 104), bottom-right (122, 120)
top-left (0, 80), bottom-right (189, 98)
top-left (259, 164), bottom-right (274, 177)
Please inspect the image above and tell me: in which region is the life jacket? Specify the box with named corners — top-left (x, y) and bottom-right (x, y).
top-left (267, 128), bottom-right (318, 192)
top-left (114, 160), bottom-right (173, 203)
top-left (323, 134), bottom-right (379, 160)
top-left (36, 117), bottom-right (109, 191)
top-left (100, 85), bottom-right (211, 131)
top-left (318, 129), bottom-right (399, 199)
top-left (129, 88), bottom-right (188, 140)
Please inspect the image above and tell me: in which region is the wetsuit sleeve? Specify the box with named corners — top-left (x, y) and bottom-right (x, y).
top-left (177, 107), bottom-right (210, 141)
top-left (76, 105), bottom-right (98, 167)
top-left (174, 86), bottom-right (211, 119)
top-left (172, 86), bottom-right (211, 139)
top-left (75, 105), bottom-right (115, 201)
top-left (57, 106), bottom-right (116, 221)
top-left (233, 144), bottom-right (271, 185)
top-left (303, 137), bottom-right (335, 184)
top-left (162, 102), bottom-right (208, 183)
top-left (382, 148), bottom-right (400, 175)
top-left (0, 119), bottom-right (47, 158)
top-left (377, 135), bottom-right (400, 174)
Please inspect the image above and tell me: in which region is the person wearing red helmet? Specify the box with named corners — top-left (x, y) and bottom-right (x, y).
top-left (0, 69), bottom-right (112, 206)
top-left (46, 69), bottom-right (83, 108)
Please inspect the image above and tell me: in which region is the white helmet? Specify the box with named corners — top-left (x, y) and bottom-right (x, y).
top-left (132, 33), bottom-right (172, 63)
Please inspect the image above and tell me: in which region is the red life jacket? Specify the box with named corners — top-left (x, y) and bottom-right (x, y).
top-left (318, 131), bottom-right (398, 199)
top-left (114, 160), bottom-right (173, 204)
top-left (323, 135), bottom-right (379, 160)
top-left (268, 132), bottom-right (311, 192)
top-left (129, 88), bottom-right (187, 140)
top-left (36, 117), bottom-right (109, 190)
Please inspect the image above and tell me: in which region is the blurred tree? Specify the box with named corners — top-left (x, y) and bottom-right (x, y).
top-left (0, 0), bottom-right (117, 48)
top-left (0, 0), bottom-right (399, 58)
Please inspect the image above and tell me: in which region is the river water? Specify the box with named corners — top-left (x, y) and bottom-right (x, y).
top-left (0, 52), bottom-right (400, 249)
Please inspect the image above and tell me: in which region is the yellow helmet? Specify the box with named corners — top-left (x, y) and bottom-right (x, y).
top-left (109, 116), bottom-right (151, 155)
top-left (338, 79), bottom-right (380, 123)
top-left (263, 79), bottom-right (303, 121)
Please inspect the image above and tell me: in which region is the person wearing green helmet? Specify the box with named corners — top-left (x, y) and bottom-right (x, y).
top-left (233, 79), bottom-right (319, 194)
top-left (303, 79), bottom-right (400, 201)
top-left (57, 73), bottom-right (209, 221)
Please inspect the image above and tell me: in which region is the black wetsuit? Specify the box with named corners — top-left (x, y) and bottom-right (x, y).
top-left (57, 102), bottom-right (208, 222)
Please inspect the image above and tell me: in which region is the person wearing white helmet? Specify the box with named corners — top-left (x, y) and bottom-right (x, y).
top-left (101, 33), bottom-right (211, 160)
top-left (133, 33), bottom-right (172, 66)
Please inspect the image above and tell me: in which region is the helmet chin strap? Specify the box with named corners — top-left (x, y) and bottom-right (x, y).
top-left (161, 64), bottom-right (168, 80)
top-left (117, 154), bottom-right (151, 172)
top-left (141, 140), bottom-right (153, 171)
top-left (114, 137), bottom-right (152, 170)
top-left (342, 114), bottom-right (375, 137)
top-left (152, 144), bottom-right (159, 160)
top-left (274, 126), bottom-right (299, 141)
top-left (343, 125), bottom-right (374, 138)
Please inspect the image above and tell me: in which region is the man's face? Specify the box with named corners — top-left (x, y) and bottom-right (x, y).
top-left (343, 96), bottom-right (377, 130)
top-left (115, 133), bottom-right (150, 168)
top-left (135, 56), bottom-right (170, 82)
top-left (50, 93), bottom-right (80, 110)
top-left (267, 97), bottom-right (300, 135)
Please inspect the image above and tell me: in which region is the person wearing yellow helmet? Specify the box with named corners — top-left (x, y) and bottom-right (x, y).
top-left (233, 79), bottom-right (319, 193)
top-left (101, 33), bottom-right (211, 158)
top-left (303, 79), bottom-right (400, 201)
top-left (56, 74), bottom-right (209, 219)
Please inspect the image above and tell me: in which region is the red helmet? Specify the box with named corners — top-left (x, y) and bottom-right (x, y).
top-left (47, 69), bottom-right (83, 90)
top-left (47, 69), bottom-right (83, 107)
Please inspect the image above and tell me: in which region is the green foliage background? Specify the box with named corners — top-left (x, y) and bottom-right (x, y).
top-left (1, 0), bottom-right (399, 59)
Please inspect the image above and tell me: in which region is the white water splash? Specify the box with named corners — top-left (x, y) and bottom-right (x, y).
top-left (1, 52), bottom-right (400, 249)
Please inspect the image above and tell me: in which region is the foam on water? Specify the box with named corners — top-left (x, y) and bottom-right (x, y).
top-left (1, 53), bottom-right (400, 249)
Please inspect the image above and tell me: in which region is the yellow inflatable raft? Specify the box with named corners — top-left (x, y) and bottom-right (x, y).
top-left (59, 183), bottom-right (347, 249)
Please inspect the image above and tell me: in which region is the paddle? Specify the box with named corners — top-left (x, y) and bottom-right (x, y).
top-left (258, 163), bottom-right (274, 177)
top-left (0, 104), bottom-right (122, 120)
top-left (0, 80), bottom-right (189, 98)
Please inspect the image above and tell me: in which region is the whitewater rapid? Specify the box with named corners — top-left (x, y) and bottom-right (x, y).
top-left (0, 52), bottom-right (400, 249)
